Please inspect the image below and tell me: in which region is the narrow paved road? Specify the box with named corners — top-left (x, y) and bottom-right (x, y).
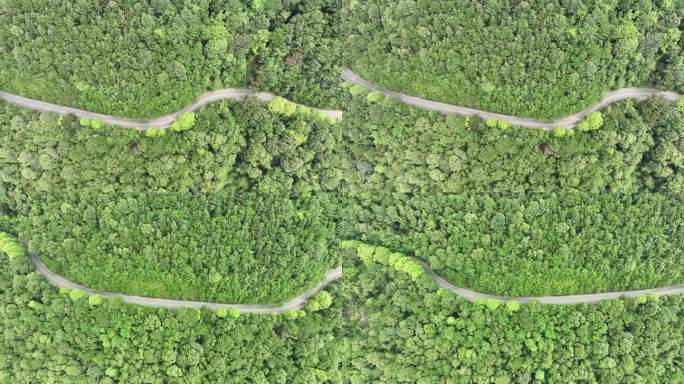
top-left (0, 90), bottom-right (343, 130)
top-left (4, 71), bottom-right (681, 131)
top-left (24, 241), bottom-right (342, 313)
top-left (25, 236), bottom-right (683, 307)
top-left (342, 68), bottom-right (682, 130)
top-left (412, 256), bottom-right (684, 304)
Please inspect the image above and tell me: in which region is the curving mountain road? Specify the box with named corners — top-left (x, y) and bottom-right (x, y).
top-left (412, 256), bottom-right (684, 304)
top-left (0, 90), bottom-right (343, 130)
top-left (342, 68), bottom-right (682, 130)
top-left (24, 240), bottom-right (342, 313)
top-left (24, 236), bottom-right (683, 307)
top-left (3, 70), bottom-right (681, 131)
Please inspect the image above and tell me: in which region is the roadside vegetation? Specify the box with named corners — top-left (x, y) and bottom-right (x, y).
top-left (1, 2), bottom-right (684, 379)
top-left (0, 98), bottom-right (342, 203)
top-left (2, 94), bottom-right (684, 300)
top-left (343, 0), bottom-right (683, 118)
top-left (0, 99), bottom-right (343, 303)
top-left (340, 249), bottom-right (684, 383)
top-left (0, 242), bottom-right (344, 383)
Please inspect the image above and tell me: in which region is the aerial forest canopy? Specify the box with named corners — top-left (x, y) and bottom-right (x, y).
top-left (340, 249), bottom-right (684, 384)
top-left (343, 0), bottom-right (683, 118)
top-left (1, 236), bottom-right (683, 382)
top-left (0, 97), bottom-right (346, 304)
top-left (2, 94), bottom-right (684, 299)
top-left (350, 192), bottom-right (684, 296)
top-left (0, 98), bottom-right (342, 209)
top-left (0, 0), bottom-right (342, 118)
top-left (1, 1), bottom-right (684, 382)
top-left (338, 94), bottom-right (684, 193)
top-left (17, 191), bottom-right (340, 304)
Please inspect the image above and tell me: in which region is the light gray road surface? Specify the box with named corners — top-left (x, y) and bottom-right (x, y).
top-left (25, 241), bottom-right (341, 313)
top-left (342, 68), bottom-right (681, 130)
top-left (0, 90), bottom-right (343, 130)
top-left (26, 236), bottom-right (682, 307)
top-left (413, 257), bottom-right (684, 304)
top-left (3, 73), bottom-right (679, 130)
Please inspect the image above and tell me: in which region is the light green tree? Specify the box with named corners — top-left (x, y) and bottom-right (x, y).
top-left (349, 84), bottom-right (368, 97)
top-left (88, 294), bottom-right (103, 306)
top-left (366, 91), bottom-right (384, 103)
top-left (171, 112), bottom-right (196, 132)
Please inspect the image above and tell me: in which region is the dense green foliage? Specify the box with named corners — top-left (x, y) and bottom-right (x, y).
top-left (3, 95), bottom-right (684, 300)
top-left (341, 248), bottom-right (684, 383)
top-left (19, 191), bottom-right (339, 303)
top-left (0, 231), bottom-right (24, 261)
top-left (338, 94), bottom-right (684, 193)
top-left (0, 0), bottom-right (342, 118)
top-left (340, 240), bottom-right (426, 282)
top-left (343, 0), bottom-right (683, 118)
top-left (3, 3), bottom-right (684, 377)
top-left (0, 100), bottom-right (344, 303)
top-left (0, 98), bottom-right (341, 206)
top-left (0, 244), bottom-right (344, 383)
top-left (2, 232), bottom-right (682, 382)
top-left (349, 193), bottom-right (684, 295)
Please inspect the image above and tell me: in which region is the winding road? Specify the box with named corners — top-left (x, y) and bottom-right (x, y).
top-left (2, 70), bottom-right (681, 130)
top-left (341, 68), bottom-right (682, 129)
top-left (23, 237), bottom-right (684, 307)
top-left (23, 240), bottom-right (342, 313)
top-left (412, 256), bottom-right (684, 304)
top-left (0, 90), bottom-right (343, 130)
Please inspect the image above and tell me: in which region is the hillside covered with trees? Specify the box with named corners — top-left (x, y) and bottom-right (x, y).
top-left (2, 90), bottom-right (684, 299)
top-left (0, 98), bottom-right (342, 202)
top-left (1, 232), bottom-right (682, 382)
top-left (0, 241), bottom-right (345, 382)
top-left (338, 93), bottom-right (684, 193)
top-left (19, 191), bottom-right (340, 303)
top-left (0, 98), bottom-right (345, 303)
top-left (350, 192), bottom-right (684, 296)
top-left (1, 0), bottom-right (684, 381)
top-left (343, 0), bottom-right (683, 118)
top-left (0, 0), bottom-right (342, 118)
top-left (339, 244), bottom-right (684, 383)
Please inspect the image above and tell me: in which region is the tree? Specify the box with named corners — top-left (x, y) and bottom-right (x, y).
top-left (170, 112), bottom-right (196, 132)
top-left (145, 127), bottom-right (167, 137)
top-left (90, 119), bottom-right (104, 129)
top-left (204, 20), bottom-right (230, 59)
top-left (306, 291), bottom-right (333, 312)
top-left (69, 289), bottom-right (87, 301)
top-left (578, 112), bottom-right (603, 131)
top-left (228, 308), bottom-right (240, 319)
top-left (505, 300), bottom-right (521, 313)
top-left (497, 119), bottom-right (511, 129)
top-left (268, 96), bottom-right (297, 117)
top-left (88, 294), bottom-right (103, 306)
top-left (349, 84), bottom-right (368, 97)
top-left (366, 92), bottom-right (384, 103)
